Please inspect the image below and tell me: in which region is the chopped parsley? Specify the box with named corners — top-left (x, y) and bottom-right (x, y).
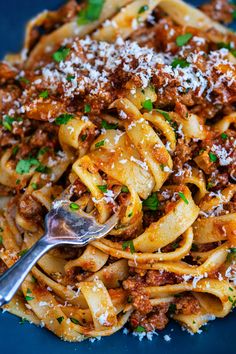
top-left (135, 325), bottom-right (146, 333)
top-left (138, 5), bottom-right (149, 13)
top-left (141, 99), bottom-right (153, 112)
top-left (77, 0), bottom-right (105, 25)
top-left (206, 182), bottom-right (214, 190)
top-left (2, 115), bottom-right (15, 131)
top-left (70, 317), bottom-right (80, 324)
top-left (122, 240), bottom-right (135, 254)
top-left (95, 140), bottom-right (105, 148)
top-left (171, 58), bottom-right (190, 68)
top-left (128, 211), bottom-right (133, 217)
top-left (19, 77), bottom-right (30, 84)
top-left (121, 186), bottom-right (129, 193)
top-left (97, 184), bottom-right (108, 193)
top-left (67, 75), bottom-right (75, 81)
top-left (178, 191), bottom-right (189, 204)
top-left (55, 113), bottom-right (74, 125)
top-left (221, 133), bottom-right (228, 140)
top-left (191, 243), bottom-right (198, 252)
top-left (12, 145), bottom-right (19, 156)
top-left (19, 318), bottom-right (29, 324)
top-left (52, 46), bottom-right (70, 62)
top-left (101, 119), bottom-right (118, 130)
top-left (57, 316), bottom-right (64, 324)
top-left (31, 182), bottom-right (38, 190)
top-left (232, 9), bottom-right (236, 20)
top-left (171, 242), bottom-right (179, 250)
top-left (209, 152), bottom-right (217, 163)
top-left (69, 202), bottom-right (80, 210)
top-left (156, 109), bottom-right (171, 121)
top-left (18, 249), bottom-right (28, 257)
top-left (39, 90), bottom-right (49, 99)
top-left (25, 288), bottom-right (34, 301)
top-left (16, 158), bottom-right (40, 175)
top-left (0, 236), bottom-right (2, 244)
top-left (81, 134), bottom-right (87, 142)
top-left (168, 303), bottom-right (177, 314)
top-left (176, 33), bottom-right (193, 46)
top-left (84, 103), bottom-right (91, 113)
top-left (143, 192), bottom-right (159, 211)
top-left (37, 146), bottom-right (49, 156)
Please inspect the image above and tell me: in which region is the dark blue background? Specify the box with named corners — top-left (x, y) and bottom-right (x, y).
top-left (0, 1), bottom-right (235, 353)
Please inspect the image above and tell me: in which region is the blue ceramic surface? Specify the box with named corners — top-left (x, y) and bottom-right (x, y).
top-left (0, 1), bottom-right (235, 353)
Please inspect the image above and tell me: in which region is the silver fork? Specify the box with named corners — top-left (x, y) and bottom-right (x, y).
top-left (0, 190), bottom-right (118, 307)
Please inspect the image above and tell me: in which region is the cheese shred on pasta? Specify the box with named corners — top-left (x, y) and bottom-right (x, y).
top-left (1, 0), bottom-right (236, 341)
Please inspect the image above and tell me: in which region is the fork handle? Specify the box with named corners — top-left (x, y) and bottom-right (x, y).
top-left (0, 236), bottom-right (53, 307)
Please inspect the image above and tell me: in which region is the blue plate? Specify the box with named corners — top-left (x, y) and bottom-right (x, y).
top-left (0, 1), bottom-right (235, 353)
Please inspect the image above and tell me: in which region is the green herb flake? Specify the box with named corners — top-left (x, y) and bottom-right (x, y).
top-left (16, 158), bottom-right (39, 175)
top-left (57, 316), bottom-right (64, 324)
top-left (31, 275), bottom-right (37, 283)
top-left (39, 90), bottom-right (49, 99)
top-left (35, 164), bottom-right (49, 174)
top-left (142, 192), bottom-right (159, 211)
top-left (52, 47), bottom-right (70, 63)
top-left (138, 4), bottom-right (149, 13)
top-left (37, 146), bottom-right (49, 156)
top-left (0, 236), bottom-right (3, 244)
top-left (206, 182), bottom-right (214, 190)
top-left (2, 115), bottom-right (15, 131)
top-left (122, 240), bottom-right (135, 254)
top-left (25, 288), bottom-right (34, 301)
top-left (171, 242), bottom-right (179, 250)
top-left (81, 134), bottom-right (87, 142)
top-left (128, 211), bottom-right (133, 217)
top-left (135, 325), bottom-right (146, 333)
top-left (191, 243), bottom-right (198, 252)
top-left (31, 182), bottom-right (38, 190)
top-left (84, 103), bottom-right (91, 113)
top-left (12, 145), bottom-right (19, 156)
top-left (176, 33), bottom-right (193, 46)
top-left (121, 186), bottom-right (129, 193)
top-left (168, 303), bottom-right (177, 314)
top-left (229, 287), bottom-right (234, 291)
top-left (209, 152), bottom-right (217, 163)
top-left (69, 202), bottom-right (80, 211)
top-left (25, 295), bottom-right (34, 301)
top-left (141, 99), bottom-right (153, 112)
top-left (70, 317), bottom-right (79, 324)
top-left (221, 133), bottom-right (228, 140)
top-left (156, 109), bottom-right (171, 122)
top-left (95, 140), bottom-right (105, 148)
top-left (97, 184), bottom-right (108, 193)
top-left (16, 179), bottom-right (20, 185)
top-left (77, 0), bottom-right (105, 25)
top-left (232, 9), bottom-right (236, 20)
top-left (101, 120), bottom-right (118, 130)
top-left (55, 113), bottom-right (74, 125)
top-left (18, 249), bottom-right (28, 257)
top-left (171, 58), bottom-right (190, 68)
top-left (67, 75), bottom-right (75, 81)
top-left (178, 191), bottom-right (189, 205)
top-left (19, 318), bottom-right (29, 325)
top-left (19, 77), bottom-right (30, 84)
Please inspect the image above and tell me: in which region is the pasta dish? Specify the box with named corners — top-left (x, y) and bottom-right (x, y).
top-left (1, 0), bottom-right (236, 342)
